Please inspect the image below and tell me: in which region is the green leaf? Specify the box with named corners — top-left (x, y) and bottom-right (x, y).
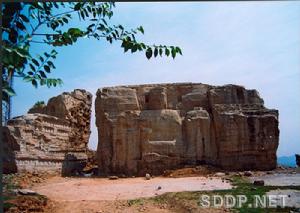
top-left (32, 79), bottom-right (38, 88)
top-left (159, 48), bottom-right (163, 56)
top-left (16, 21), bottom-right (26, 31)
top-left (47, 61), bottom-right (55, 69)
top-left (165, 48), bottom-right (170, 57)
top-left (23, 76), bottom-right (33, 82)
top-left (74, 2), bottom-right (82, 11)
top-left (145, 48), bottom-right (152, 59)
top-left (62, 17), bottom-right (68, 23)
top-left (46, 79), bottom-right (52, 88)
top-left (122, 40), bottom-right (131, 52)
top-left (137, 26), bottom-right (144, 34)
top-left (87, 23), bottom-right (96, 29)
top-left (29, 63), bottom-right (36, 71)
top-left (40, 79), bottom-right (46, 86)
top-left (53, 2), bottom-right (58, 8)
top-left (131, 44), bottom-right (137, 53)
top-left (80, 10), bottom-right (85, 19)
top-left (39, 55), bottom-right (44, 63)
top-left (68, 28), bottom-right (83, 36)
top-left (3, 86), bottom-right (16, 96)
top-left (97, 24), bottom-right (106, 31)
top-left (102, 18), bottom-right (107, 26)
top-left (39, 71), bottom-right (47, 78)
top-left (171, 48), bottom-right (176, 59)
top-left (140, 43), bottom-right (146, 49)
top-left (154, 48), bottom-right (158, 57)
top-left (84, 8), bottom-right (89, 17)
top-left (19, 14), bottom-right (29, 23)
top-left (176, 46), bottom-right (182, 55)
top-left (87, 5), bottom-right (92, 13)
top-left (9, 29), bottom-right (18, 43)
top-left (32, 58), bottom-right (39, 66)
top-left (44, 65), bottom-right (50, 73)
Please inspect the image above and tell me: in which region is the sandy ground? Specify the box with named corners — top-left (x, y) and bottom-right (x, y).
top-left (30, 176), bottom-right (232, 213)
top-left (33, 176), bottom-right (232, 201)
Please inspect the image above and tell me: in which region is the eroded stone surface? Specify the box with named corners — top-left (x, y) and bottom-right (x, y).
top-left (95, 83), bottom-right (279, 175)
top-left (3, 89), bottom-right (92, 174)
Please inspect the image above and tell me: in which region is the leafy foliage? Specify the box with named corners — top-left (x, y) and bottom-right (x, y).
top-left (2, 2), bottom-right (182, 104)
top-left (33, 101), bottom-right (45, 108)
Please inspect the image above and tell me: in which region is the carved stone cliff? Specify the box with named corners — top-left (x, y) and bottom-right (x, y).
top-left (3, 89), bottom-right (92, 174)
top-left (95, 83), bottom-right (279, 175)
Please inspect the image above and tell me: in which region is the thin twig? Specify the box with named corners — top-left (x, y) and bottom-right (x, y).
top-left (29, 40), bottom-right (52, 44)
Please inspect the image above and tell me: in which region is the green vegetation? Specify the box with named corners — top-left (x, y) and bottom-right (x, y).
top-left (128, 176), bottom-right (300, 213)
top-left (2, 2), bottom-right (182, 104)
top-left (3, 175), bottom-right (19, 211)
top-left (3, 174), bottom-right (49, 212)
top-left (32, 100), bottom-right (45, 108)
top-left (127, 198), bottom-right (144, 206)
top-left (3, 174), bottom-right (20, 192)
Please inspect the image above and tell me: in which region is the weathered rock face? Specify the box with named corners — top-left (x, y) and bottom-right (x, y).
top-left (3, 89), bottom-right (92, 175)
top-left (95, 83), bottom-right (279, 175)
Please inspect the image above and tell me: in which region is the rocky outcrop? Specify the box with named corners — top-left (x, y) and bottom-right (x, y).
top-left (3, 89), bottom-right (92, 175)
top-left (95, 83), bottom-right (279, 175)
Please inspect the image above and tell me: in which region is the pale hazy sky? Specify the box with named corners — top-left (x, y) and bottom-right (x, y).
top-left (13, 2), bottom-right (300, 156)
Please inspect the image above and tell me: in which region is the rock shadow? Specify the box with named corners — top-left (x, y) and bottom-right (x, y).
top-left (61, 154), bottom-right (86, 177)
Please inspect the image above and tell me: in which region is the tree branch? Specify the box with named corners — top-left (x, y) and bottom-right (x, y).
top-left (29, 40), bottom-right (52, 44)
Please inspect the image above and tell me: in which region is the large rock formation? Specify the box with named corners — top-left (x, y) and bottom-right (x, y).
top-left (95, 83), bottom-right (279, 175)
top-left (3, 89), bottom-right (92, 175)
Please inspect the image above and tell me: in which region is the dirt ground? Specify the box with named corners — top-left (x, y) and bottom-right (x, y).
top-left (48, 199), bottom-right (230, 213)
top-left (29, 175), bottom-right (231, 213)
top-left (32, 176), bottom-right (232, 201)
top-left (12, 166), bottom-right (300, 212)
top-left (4, 166), bottom-right (235, 213)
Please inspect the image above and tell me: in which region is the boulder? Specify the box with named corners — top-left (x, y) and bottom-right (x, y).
top-left (215, 172), bottom-right (226, 177)
top-left (18, 189), bottom-right (37, 195)
top-left (108, 176), bottom-right (119, 180)
top-left (244, 171), bottom-right (254, 177)
top-left (253, 180), bottom-right (265, 186)
top-left (145, 173), bottom-right (151, 180)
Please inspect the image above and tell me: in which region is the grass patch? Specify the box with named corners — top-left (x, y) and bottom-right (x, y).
top-left (127, 198), bottom-right (144, 206)
top-left (3, 202), bottom-right (17, 212)
top-left (150, 175), bottom-right (300, 213)
top-left (3, 174), bottom-right (20, 192)
top-left (2, 174), bottom-right (49, 212)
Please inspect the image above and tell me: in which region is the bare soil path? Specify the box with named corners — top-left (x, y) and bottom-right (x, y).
top-left (30, 176), bottom-right (232, 212)
top-left (33, 176), bottom-right (232, 201)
